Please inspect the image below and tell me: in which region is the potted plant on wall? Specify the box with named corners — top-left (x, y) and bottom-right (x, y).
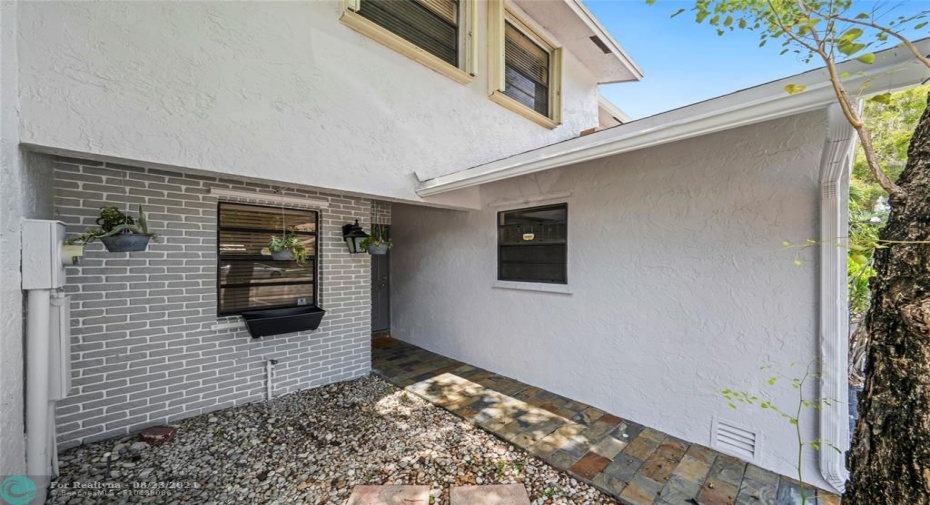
top-left (66, 205), bottom-right (157, 252)
top-left (360, 224), bottom-right (392, 255)
top-left (268, 230), bottom-right (309, 264)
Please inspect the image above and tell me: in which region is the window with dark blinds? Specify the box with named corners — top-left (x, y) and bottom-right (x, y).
top-left (503, 21), bottom-right (550, 117)
top-left (498, 204), bottom-right (567, 284)
top-left (358, 0), bottom-right (459, 66)
top-left (217, 203), bottom-right (318, 315)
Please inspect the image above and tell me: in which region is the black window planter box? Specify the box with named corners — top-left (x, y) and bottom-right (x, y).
top-left (240, 305), bottom-right (326, 338)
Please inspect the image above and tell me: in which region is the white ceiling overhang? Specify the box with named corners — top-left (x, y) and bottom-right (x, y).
top-left (511, 0), bottom-right (643, 84)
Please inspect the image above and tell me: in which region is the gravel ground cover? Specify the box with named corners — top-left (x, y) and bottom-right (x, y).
top-left (49, 375), bottom-right (618, 504)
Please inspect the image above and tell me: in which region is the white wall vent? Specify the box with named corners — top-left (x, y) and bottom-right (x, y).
top-left (711, 417), bottom-right (762, 464)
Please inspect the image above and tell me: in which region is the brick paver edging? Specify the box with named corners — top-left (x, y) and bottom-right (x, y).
top-left (372, 338), bottom-right (840, 505)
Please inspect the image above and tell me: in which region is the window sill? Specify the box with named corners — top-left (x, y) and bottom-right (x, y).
top-left (340, 10), bottom-right (474, 85)
top-left (492, 280), bottom-right (573, 295)
top-left (211, 319), bottom-right (244, 331)
top-left (489, 91), bottom-right (559, 129)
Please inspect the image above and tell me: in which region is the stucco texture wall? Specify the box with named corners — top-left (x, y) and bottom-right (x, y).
top-left (0, 152), bottom-right (55, 475)
top-left (1, 0), bottom-right (57, 474)
top-left (390, 111), bottom-right (830, 488)
top-left (17, 1), bottom-right (599, 205)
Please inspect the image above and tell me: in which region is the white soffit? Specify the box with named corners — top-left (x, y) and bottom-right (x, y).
top-left (511, 0), bottom-right (643, 84)
top-left (598, 96), bottom-right (631, 128)
top-left (416, 39), bottom-right (930, 197)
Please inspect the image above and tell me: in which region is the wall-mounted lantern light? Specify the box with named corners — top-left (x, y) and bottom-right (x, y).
top-left (342, 220), bottom-right (369, 254)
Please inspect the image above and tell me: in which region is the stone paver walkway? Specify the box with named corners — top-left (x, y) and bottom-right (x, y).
top-left (451, 484), bottom-right (531, 505)
top-left (347, 485), bottom-right (430, 504)
top-left (372, 338), bottom-right (840, 505)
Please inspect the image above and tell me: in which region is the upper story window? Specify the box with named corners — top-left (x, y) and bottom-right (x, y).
top-left (498, 203), bottom-right (567, 284)
top-left (503, 20), bottom-right (551, 117)
top-left (342, 0), bottom-right (475, 84)
top-left (488, 1), bottom-right (562, 129)
top-left (217, 203), bottom-right (318, 315)
top-left (358, 0), bottom-right (458, 66)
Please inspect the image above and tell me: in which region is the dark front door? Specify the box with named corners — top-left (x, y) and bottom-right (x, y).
top-left (371, 226), bottom-right (390, 332)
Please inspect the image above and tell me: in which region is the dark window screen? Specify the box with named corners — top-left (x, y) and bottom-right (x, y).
top-left (498, 203), bottom-right (567, 284)
top-left (358, 0), bottom-right (459, 66)
top-left (217, 202), bottom-right (318, 315)
top-left (503, 21), bottom-right (550, 117)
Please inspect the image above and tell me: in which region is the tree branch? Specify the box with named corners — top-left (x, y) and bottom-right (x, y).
top-left (820, 51), bottom-right (904, 195)
top-left (773, 0), bottom-right (905, 197)
top-left (765, 0), bottom-right (821, 54)
top-left (831, 14), bottom-right (930, 71)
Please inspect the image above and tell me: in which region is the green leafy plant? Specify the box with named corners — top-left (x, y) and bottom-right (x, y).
top-left (268, 230), bottom-right (309, 265)
top-left (721, 361), bottom-right (838, 504)
top-left (66, 205), bottom-right (157, 245)
top-left (359, 224), bottom-right (393, 251)
top-left (543, 486), bottom-right (562, 498)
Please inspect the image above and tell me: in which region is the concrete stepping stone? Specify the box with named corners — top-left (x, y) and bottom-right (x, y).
top-left (450, 484), bottom-right (531, 505)
top-left (346, 485), bottom-right (430, 505)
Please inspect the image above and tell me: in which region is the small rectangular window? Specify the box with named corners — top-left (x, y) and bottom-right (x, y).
top-left (217, 203), bottom-right (318, 315)
top-left (498, 203), bottom-right (567, 284)
top-left (504, 21), bottom-right (550, 117)
top-left (487, 2), bottom-right (562, 128)
top-left (357, 0), bottom-right (459, 66)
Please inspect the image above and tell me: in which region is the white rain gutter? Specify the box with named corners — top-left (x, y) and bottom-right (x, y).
top-left (415, 40), bottom-right (930, 197)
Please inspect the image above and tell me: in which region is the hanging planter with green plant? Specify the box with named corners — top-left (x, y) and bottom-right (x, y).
top-left (66, 205), bottom-right (158, 253)
top-left (268, 231), bottom-right (310, 264)
top-left (360, 224), bottom-right (392, 255)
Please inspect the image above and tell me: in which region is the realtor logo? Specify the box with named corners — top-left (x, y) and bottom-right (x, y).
top-left (0, 476), bottom-right (36, 505)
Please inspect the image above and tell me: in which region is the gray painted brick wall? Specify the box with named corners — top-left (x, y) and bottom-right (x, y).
top-left (53, 159), bottom-right (373, 448)
top-left (372, 200), bottom-right (391, 225)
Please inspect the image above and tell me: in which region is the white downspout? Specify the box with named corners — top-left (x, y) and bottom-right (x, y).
top-left (26, 289), bottom-right (51, 481)
top-left (819, 102), bottom-right (859, 492)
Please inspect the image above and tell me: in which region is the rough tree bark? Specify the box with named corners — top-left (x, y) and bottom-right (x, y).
top-left (845, 94), bottom-right (930, 504)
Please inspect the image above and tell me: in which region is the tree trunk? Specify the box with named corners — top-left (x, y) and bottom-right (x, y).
top-left (845, 95), bottom-right (930, 503)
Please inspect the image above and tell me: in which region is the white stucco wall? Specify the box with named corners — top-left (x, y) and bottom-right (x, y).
top-left (0, 0), bottom-right (25, 475)
top-left (1, 0), bottom-right (56, 471)
top-left (390, 110), bottom-right (832, 489)
top-left (17, 0), bottom-right (600, 205)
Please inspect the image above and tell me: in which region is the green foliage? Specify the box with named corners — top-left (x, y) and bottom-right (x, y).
top-left (847, 86), bottom-right (930, 315)
top-left (360, 224), bottom-right (393, 250)
top-left (720, 362), bottom-right (838, 505)
top-left (268, 230), bottom-right (310, 265)
top-left (543, 486), bottom-right (562, 498)
top-left (97, 206), bottom-right (135, 231)
top-left (853, 86), bottom-right (929, 187)
top-left (653, 0), bottom-right (929, 67)
top-left (66, 205), bottom-right (157, 245)
top-left (494, 460), bottom-right (525, 477)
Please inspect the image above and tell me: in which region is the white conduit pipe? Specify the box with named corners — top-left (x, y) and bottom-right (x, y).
top-left (26, 289), bottom-right (51, 478)
top-left (266, 360), bottom-right (278, 401)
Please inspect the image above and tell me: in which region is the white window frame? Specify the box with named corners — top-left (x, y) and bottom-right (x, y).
top-left (341, 0), bottom-right (476, 84)
top-left (488, 0), bottom-right (563, 128)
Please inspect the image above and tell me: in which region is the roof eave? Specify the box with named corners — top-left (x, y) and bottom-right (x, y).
top-left (416, 40), bottom-right (930, 197)
top-left (598, 96), bottom-right (632, 124)
top-left (567, 0), bottom-right (644, 82)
